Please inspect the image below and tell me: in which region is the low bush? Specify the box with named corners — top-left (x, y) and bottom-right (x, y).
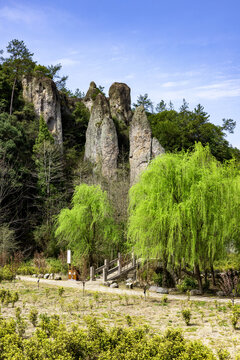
top-left (177, 276), bottom-right (197, 292)
top-left (0, 316), bottom-right (219, 359)
top-left (181, 308), bottom-right (191, 326)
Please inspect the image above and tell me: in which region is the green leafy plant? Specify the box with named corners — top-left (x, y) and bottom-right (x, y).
top-left (181, 308), bottom-right (191, 326)
top-left (29, 307), bottom-right (38, 327)
top-left (58, 287), bottom-right (65, 297)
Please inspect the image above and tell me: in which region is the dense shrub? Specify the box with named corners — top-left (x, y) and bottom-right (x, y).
top-left (0, 315), bottom-right (219, 359)
top-left (177, 276), bottom-right (197, 292)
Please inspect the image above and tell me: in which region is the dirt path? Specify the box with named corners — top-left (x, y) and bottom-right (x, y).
top-left (19, 276), bottom-right (239, 304)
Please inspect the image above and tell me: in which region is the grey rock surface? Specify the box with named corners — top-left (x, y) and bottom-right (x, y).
top-left (129, 106), bottom-right (165, 185)
top-left (22, 76), bottom-right (62, 144)
top-left (156, 287), bottom-right (169, 294)
top-left (84, 93), bottom-right (119, 179)
top-left (55, 275), bottom-right (62, 280)
top-left (129, 106), bottom-right (152, 185)
top-left (109, 82), bottom-right (132, 126)
top-left (149, 286), bottom-right (158, 292)
top-left (151, 137), bottom-right (165, 158)
top-left (110, 282), bottom-right (119, 288)
top-left (190, 289), bottom-right (202, 296)
top-left (83, 81), bottom-right (99, 111)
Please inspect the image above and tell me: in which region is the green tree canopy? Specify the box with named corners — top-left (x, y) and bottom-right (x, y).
top-left (148, 102), bottom-right (239, 162)
top-left (2, 39), bottom-right (35, 115)
top-left (133, 93), bottom-right (154, 113)
top-left (128, 144), bottom-right (240, 292)
top-left (55, 184), bottom-right (119, 266)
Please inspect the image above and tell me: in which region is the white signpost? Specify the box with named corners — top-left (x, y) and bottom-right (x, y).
top-left (67, 250), bottom-right (71, 265)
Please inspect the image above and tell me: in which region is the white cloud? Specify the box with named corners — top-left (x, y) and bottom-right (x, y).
top-left (0, 5), bottom-right (43, 25)
top-left (55, 58), bottom-right (80, 67)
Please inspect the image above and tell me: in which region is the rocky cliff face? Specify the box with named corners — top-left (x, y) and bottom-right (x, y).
top-left (22, 76), bottom-right (62, 144)
top-left (84, 93), bottom-right (119, 179)
top-left (83, 81), bottom-right (100, 111)
top-left (129, 105), bottom-right (164, 185)
top-left (109, 82), bottom-right (132, 126)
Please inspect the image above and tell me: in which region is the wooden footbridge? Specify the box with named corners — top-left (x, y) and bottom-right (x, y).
top-left (90, 253), bottom-right (137, 282)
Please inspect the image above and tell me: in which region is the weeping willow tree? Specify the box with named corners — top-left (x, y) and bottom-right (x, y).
top-left (55, 184), bottom-right (119, 266)
top-left (128, 143), bottom-right (240, 292)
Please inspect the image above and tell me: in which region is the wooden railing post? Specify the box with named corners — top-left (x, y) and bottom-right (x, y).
top-left (103, 267), bottom-right (108, 282)
top-left (104, 259), bottom-right (109, 270)
top-left (132, 252), bottom-right (136, 267)
top-left (90, 266), bottom-right (95, 281)
top-left (117, 253), bottom-right (122, 275)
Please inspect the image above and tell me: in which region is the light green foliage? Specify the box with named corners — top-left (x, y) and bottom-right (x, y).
top-left (0, 289), bottom-right (19, 306)
top-left (29, 307), bottom-right (38, 327)
top-left (0, 311), bottom-right (229, 359)
top-left (34, 114), bottom-right (54, 147)
top-left (128, 144), bottom-right (240, 291)
top-left (231, 305), bottom-right (240, 329)
top-left (177, 277), bottom-right (197, 293)
top-left (217, 348), bottom-right (231, 360)
top-left (55, 184), bottom-right (119, 265)
top-left (182, 308), bottom-right (191, 325)
top-left (58, 287), bottom-right (65, 297)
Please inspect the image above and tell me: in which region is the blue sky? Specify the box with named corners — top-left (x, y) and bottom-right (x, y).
top-left (0, 0), bottom-right (240, 148)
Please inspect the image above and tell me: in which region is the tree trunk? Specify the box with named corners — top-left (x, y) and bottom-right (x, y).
top-left (211, 264), bottom-right (216, 286)
top-left (10, 77), bottom-right (16, 115)
top-left (204, 269), bottom-right (208, 287)
top-left (162, 258), bottom-right (168, 287)
top-left (194, 263), bottom-right (203, 294)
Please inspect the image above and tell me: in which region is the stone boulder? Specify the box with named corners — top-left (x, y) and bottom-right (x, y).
top-left (84, 93), bottom-right (119, 179)
top-left (22, 76), bottom-right (62, 144)
top-left (156, 287), bottom-right (169, 294)
top-left (109, 82), bottom-right (132, 126)
top-left (110, 282), bottom-right (119, 288)
top-left (149, 286), bottom-right (158, 292)
top-left (190, 289), bottom-right (202, 296)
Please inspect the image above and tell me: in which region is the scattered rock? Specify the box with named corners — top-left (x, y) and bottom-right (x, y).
top-left (32, 274), bottom-right (37, 278)
top-left (110, 282), bottom-right (119, 288)
top-left (38, 274), bottom-right (44, 278)
top-left (190, 289), bottom-right (202, 296)
top-left (44, 273), bottom-right (49, 279)
top-left (126, 278), bottom-right (133, 283)
top-left (216, 291), bottom-right (225, 297)
top-left (168, 288), bottom-right (178, 294)
top-left (126, 283), bottom-right (133, 289)
top-left (49, 273), bottom-right (54, 280)
top-left (55, 275), bottom-right (62, 280)
top-left (22, 75), bottom-right (62, 144)
top-left (156, 287), bottom-right (169, 294)
top-left (149, 286), bottom-right (158, 292)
